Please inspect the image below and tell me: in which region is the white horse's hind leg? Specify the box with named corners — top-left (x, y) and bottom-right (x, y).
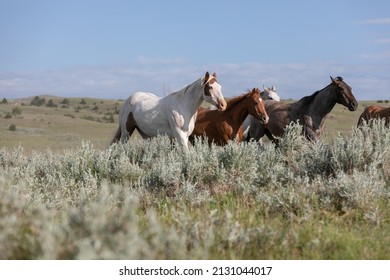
top-left (123, 112), bottom-right (137, 142)
top-left (118, 105), bottom-right (136, 143)
top-left (120, 126), bottom-right (129, 143)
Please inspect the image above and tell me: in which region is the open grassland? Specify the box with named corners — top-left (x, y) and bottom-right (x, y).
top-left (0, 96), bottom-right (121, 153)
top-left (0, 112), bottom-right (389, 259)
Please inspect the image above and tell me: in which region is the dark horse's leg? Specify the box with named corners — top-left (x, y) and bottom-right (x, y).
top-left (248, 119), bottom-right (266, 142)
top-left (264, 129), bottom-right (280, 148)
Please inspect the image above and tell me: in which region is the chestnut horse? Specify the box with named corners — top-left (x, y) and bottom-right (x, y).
top-left (189, 88), bottom-right (269, 146)
top-left (243, 85), bottom-right (280, 141)
top-left (244, 76), bottom-right (358, 144)
top-left (357, 105), bottom-right (390, 127)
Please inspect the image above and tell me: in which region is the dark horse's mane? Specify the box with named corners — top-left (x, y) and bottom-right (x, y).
top-left (298, 90), bottom-right (321, 107)
top-left (297, 77), bottom-right (343, 107)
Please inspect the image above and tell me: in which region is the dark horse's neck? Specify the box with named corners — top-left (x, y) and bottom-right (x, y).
top-left (297, 83), bottom-right (337, 118)
top-left (296, 83), bottom-right (338, 140)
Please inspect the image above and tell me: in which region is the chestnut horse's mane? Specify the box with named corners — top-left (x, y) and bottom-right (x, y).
top-left (225, 89), bottom-right (259, 111)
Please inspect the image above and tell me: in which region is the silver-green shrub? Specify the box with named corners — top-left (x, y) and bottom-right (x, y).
top-left (0, 120), bottom-right (389, 259)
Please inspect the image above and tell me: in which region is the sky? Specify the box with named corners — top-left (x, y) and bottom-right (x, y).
top-left (0, 0), bottom-right (389, 100)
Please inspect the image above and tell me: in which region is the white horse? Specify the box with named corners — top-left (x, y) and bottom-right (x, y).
top-left (242, 85), bottom-right (280, 140)
top-left (262, 85), bottom-right (280, 101)
top-left (111, 72), bottom-right (227, 149)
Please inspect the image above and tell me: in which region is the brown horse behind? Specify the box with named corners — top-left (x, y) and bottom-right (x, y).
top-left (190, 88), bottom-right (269, 146)
top-left (357, 105), bottom-right (390, 126)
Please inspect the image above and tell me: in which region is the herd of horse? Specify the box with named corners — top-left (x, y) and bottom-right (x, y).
top-left (111, 71), bottom-right (389, 149)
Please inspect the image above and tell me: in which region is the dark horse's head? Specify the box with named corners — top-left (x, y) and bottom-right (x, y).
top-left (330, 76), bottom-right (358, 111)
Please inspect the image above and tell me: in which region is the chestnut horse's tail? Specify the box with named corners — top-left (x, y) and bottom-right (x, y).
top-left (110, 126), bottom-right (121, 145)
top-left (357, 106), bottom-right (372, 127)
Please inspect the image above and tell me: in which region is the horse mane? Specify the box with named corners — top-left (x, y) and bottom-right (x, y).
top-left (297, 90), bottom-right (321, 106)
top-left (168, 78), bottom-right (202, 97)
top-left (296, 81), bottom-right (336, 107)
top-left (225, 90), bottom-right (254, 111)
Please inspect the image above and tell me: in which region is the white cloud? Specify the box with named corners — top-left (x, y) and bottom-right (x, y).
top-left (359, 51), bottom-right (390, 60)
top-left (358, 18), bottom-right (390, 25)
top-left (370, 38), bottom-right (390, 45)
top-left (0, 60), bottom-right (389, 101)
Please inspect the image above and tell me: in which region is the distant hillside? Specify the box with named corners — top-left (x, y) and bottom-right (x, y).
top-left (0, 95), bottom-right (123, 153)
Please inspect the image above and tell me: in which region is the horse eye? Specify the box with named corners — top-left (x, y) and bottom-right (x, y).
top-left (208, 86), bottom-right (213, 90)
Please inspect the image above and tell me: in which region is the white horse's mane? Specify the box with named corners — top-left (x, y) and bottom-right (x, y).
top-left (167, 78), bottom-right (203, 97)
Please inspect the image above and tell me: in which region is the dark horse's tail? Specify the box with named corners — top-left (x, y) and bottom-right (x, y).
top-left (110, 126), bottom-right (121, 145)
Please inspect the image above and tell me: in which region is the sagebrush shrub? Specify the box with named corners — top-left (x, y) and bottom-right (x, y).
top-left (0, 121), bottom-right (389, 259)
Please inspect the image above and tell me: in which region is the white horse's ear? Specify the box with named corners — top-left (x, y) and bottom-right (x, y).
top-left (212, 72), bottom-right (217, 79)
top-left (272, 85), bottom-right (276, 91)
top-left (263, 85), bottom-right (269, 91)
top-left (203, 72), bottom-right (210, 84)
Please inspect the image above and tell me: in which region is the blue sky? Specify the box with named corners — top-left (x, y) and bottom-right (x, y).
top-left (0, 0), bottom-right (389, 100)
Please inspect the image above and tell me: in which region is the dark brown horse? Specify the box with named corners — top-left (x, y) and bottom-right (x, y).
top-left (244, 76), bottom-right (358, 144)
top-left (190, 88), bottom-right (269, 146)
top-left (357, 105), bottom-right (390, 127)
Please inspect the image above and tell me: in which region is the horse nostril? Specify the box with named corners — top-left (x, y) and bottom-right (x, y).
top-left (262, 116), bottom-right (269, 124)
top-left (219, 101), bottom-right (227, 111)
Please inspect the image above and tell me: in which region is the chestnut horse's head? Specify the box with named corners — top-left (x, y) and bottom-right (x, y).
top-left (249, 88), bottom-right (269, 125)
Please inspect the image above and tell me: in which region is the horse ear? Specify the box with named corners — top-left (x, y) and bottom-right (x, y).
top-left (203, 72), bottom-right (210, 84)
top-left (212, 72), bottom-right (217, 79)
top-left (263, 85), bottom-right (268, 91)
top-left (330, 76), bottom-right (336, 84)
top-left (272, 85), bottom-right (276, 91)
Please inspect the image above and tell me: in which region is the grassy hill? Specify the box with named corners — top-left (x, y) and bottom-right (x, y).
top-left (0, 95), bottom-right (388, 153)
top-left (0, 96), bottom-right (121, 153)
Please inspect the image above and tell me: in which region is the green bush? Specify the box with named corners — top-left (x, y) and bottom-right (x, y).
top-left (30, 96), bottom-right (46, 106)
top-left (12, 107), bottom-right (22, 116)
top-left (46, 99), bottom-right (57, 108)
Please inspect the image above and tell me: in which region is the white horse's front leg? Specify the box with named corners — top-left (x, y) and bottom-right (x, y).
top-left (169, 110), bottom-right (189, 150)
top-left (175, 130), bottom-right (189, 150)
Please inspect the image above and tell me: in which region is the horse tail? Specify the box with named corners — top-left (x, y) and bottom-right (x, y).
top-left (357, 106), bottom-right (372, 127)
top-left (357, 115), bottom-right (365, 127)
top-left (110, 126), bottom-right (121, 145)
